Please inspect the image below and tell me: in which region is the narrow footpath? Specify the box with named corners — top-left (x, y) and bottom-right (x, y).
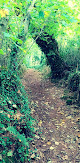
top-left (22, 68), bottom-right (80, 163)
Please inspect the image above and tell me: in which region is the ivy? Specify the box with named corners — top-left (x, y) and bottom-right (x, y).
top-left (0, 42), bottom-right (35, 162)
top-left (0, 0), bottom-right (80, 162)
top-left (0, 67), bottom-right (34, 162)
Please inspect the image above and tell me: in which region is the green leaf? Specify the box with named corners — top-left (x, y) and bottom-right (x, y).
top-left (11, 36), bottom-right (23, 44)
top-left (39, 11), bottom-right (44, 18)
top-left (3, 32), bottom-right (10, 38)
top-left (70, 17), bottom-right (77, 23)
top-left (7, 151), bottom-right (13, 157)
top-left (0, 49), bottom-right (4, 55)
top-left (62, 21), bottom-right (67, 26)
top-left (7, 126), bottom-right (17, 135)
top-left (0, 123), bottom-right (5, 128)
top-left (7, 126), bottom-right (29, 146)
top-left (17, 38), bottom-right (23, 44)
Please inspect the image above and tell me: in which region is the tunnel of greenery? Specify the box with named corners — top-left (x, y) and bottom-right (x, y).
top-left (0, 0), bottom-right (80, 162)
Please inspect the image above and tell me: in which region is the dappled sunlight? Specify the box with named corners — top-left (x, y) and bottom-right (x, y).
top-left (68, 1), bottom-right (75, 9)
top-left (24, 38), bottom-right (46, 68)
top-left (65, 29), bottom-right (75, 39)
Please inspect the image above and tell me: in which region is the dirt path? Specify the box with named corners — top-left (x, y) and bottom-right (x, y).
top-left (22, 68), bottom-right (80, 163)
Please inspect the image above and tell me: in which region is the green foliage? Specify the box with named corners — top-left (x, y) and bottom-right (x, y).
top-left (30, 0), bottom-right (79, 38)
top-left (23, 37), bottom-right (46, 69)
top-left (0, 49), bottom-right (4, 55)
top-left (0, 65), bottom-right (35, 162)
top-left (58, 36), bottom-right (80, 70)
top-left (61, 71), bottom-right (80, 105)
top-left (68, 71), bottom-right (80, 92)
top-left (0, 2), bottom-right (35, 160)
top-left (66, 99), bottom-right (72, 105)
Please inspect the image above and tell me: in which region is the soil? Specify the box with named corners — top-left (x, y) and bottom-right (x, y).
top-left (22, 68), bottom-right (80, 163)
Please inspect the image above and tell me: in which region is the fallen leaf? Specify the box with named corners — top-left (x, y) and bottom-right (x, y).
top-left (67, 115), bottom-right (72, 119)
top-left (47, 141), bottom-right (51, 145)
top-left (42, 137), bottom-right (45, 140)
top-left (38, 120), bottom-right (42, 127)
top-left (35, 135), bottom-right (40, 139)
top-left (31, 101), bottom-right (34, 105)
top-left (55, 141), bottom-right (59, 145)
top-left (49, 130), bottom-right (53, 132)
top-left (43, 144), bottom-right (46, 147)
top-left (62, 155), bottom-right (68, 160)
top-left (17, 90), bottom-right (21, 93)
top-left (69, 145), bottom-right (74, 149)
top-left (77, 133), bottom-right (80, 138)
top-left (31, 108), bottom-right (35, 113)
top-left (14, 111), bottom-right (22, 120)
top-left (40, 151), bottom-right (44, 158)
top-left (36, 101), bottom-right (38, 103)
top-left (50, 146), bottom-right (54, 150)
top-left (44, 102), bottom-right (49, 106)
top-left (31, 153), bottom-right (35, 159)
top-left (62, 119), bottom-right (65, 123)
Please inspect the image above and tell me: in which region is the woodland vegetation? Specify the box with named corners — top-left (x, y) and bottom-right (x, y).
top-left (0, 0), bottom-right (80, 162)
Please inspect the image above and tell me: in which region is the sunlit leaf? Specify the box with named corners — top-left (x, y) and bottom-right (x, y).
top-left (13, 104), bottom-right (17, 108)
top-left (62, 21), bottom-right (68, 26)
top-left (11, 36), bottom-right (23, 44)
top-left (44, 11), bottom-right (49, 17)
top-left (7, 151), bottom-right (13, 157)
top-left (17, 90), bottom-right (21, 93)
top-left (3, 32), bottom-right (10, 38)
top-left (17, 38), bottom-right (23, 44)
top-left (7, 114), bottom-right (10, 118)
top-left (0, 9), bottom-right (9, 17)
top-left (0, 49), bottom-right (4, 55)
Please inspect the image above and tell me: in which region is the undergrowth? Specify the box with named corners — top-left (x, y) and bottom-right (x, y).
top-left (0, 65), bottom-right (35, 162)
